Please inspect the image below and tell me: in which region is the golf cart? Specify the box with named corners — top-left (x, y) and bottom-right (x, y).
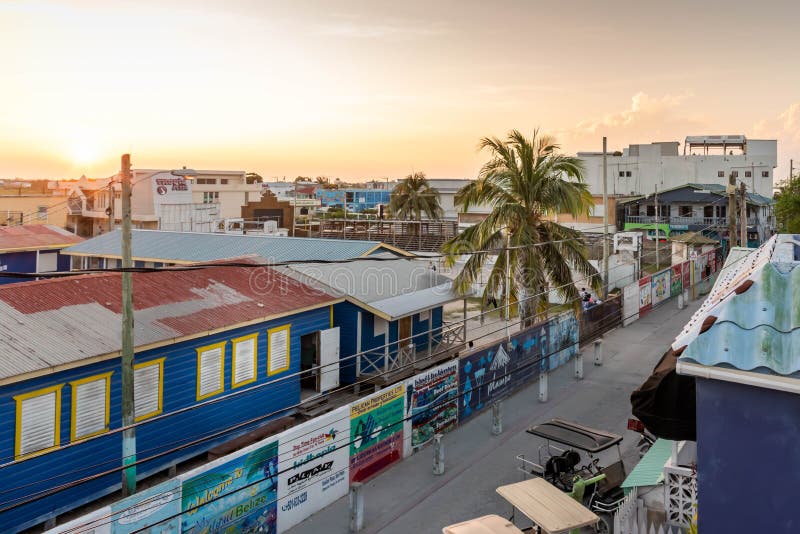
top-left (516, 419), bottom-right (627, 533)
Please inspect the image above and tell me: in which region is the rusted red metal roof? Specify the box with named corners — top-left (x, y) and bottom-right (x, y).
top-left (0, 259), bottom-right (340, 381)
top-left (0, 224), bottom-right (84, 253)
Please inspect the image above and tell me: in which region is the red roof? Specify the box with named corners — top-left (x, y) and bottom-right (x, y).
top-left (0, 260), bottom-right (340, 379)
top-left (0, 224), bottom-right (84, 253)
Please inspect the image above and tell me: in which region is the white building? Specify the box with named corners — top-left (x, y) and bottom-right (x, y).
top-left (66, 169), bottom-right (261, 237)
top-left (424, 178), bottom-right (492, 224)
top-left (577, 135), bottom-right (777, 198)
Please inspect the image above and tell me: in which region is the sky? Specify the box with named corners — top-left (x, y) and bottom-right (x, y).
top-left (2, 0), bottom-right (800, 182)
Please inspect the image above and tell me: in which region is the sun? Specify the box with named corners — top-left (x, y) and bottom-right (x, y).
top-left (70, 140), bottom-right (100, 166)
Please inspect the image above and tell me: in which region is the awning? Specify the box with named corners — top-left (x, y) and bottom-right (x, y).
top-left (630, 348), bottom-right (696, 441)
top-left (367, 281), bottom-right (469, 321)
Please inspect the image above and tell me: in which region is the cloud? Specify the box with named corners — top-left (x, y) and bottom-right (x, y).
top-left (556, 92), bottom-right (705, 152)
top-left (752, 103), bottom-right (800, 183)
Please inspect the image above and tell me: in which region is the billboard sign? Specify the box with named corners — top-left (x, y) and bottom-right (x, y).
top-left (349, 384), bottom-right (404, 484)
top-left (403, 360), bottom-right (459, 456)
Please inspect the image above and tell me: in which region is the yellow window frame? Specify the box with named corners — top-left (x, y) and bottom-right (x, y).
top-left (134, 358), bottom-right (165, 422)
top-left (231, 333), bottom-right (259, 388)
top-left (69, 372), bottom-right (113, 442)
top-left (196, 341), bottom-right (226, 401)
top-left (267, 324), bottom-right (291, 376)
top-left (14, 384), bottom-right (64, 461)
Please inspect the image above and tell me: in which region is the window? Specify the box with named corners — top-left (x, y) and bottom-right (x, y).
top-left (196, 342), bottom-right (226, 400)
top-left (196, 178), bottom-right (217, 185)
top-left (718, 171), bottom-right (725, 177)
top-left (220, 179), bottom-right (229, 185)
top-left (232, 333), bottom-right (258, 388)
top-left (267, 325), bottom-right (291, 376)
top-left (134, 359), bottom-right (164, 421)
top-left (745, 171), bottom-right (752, 178)
top-left (203, 191), bottom-right (219, 204)
top-left (732, 171), bottom-right (738, 178)
top-left (38, 252), bottom-right (58, 272)
top-left (70, 373), bottom-right (112, 441)
top-left (646, 205), bottom-right (655, 216)
top-left (14, 385), bottom-right (63, 459)
top-left (762, 171), bottom-right (770, 178)
top-left (345, 192), bottom-right (354, 203)
top-left (625, 171), bottom-right (632, 177)
top-left (618, 171), bottom-right (624, 177)
top-left (678, 205), bottom-right (693, 217)
top-left (37, 206), bottom-right (48, 221)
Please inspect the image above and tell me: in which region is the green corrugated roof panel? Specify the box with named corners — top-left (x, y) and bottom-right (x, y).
top-left (621, 439), bottom-right (672, 490)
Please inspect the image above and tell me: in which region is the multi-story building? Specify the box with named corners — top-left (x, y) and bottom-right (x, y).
top-left (577, 135), bottom-right (777, 198)
top-left (316, 188), bottom-right (391, 213)
top-left (66, 169), bottom-right (261, 237)
top-left (0, 180), bottom-right (72, 229)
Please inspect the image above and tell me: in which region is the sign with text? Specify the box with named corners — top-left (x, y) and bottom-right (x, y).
top-left (349, 384), bottom-right (404, 483)
top-left (546, 313), bottom-right (580, 371)
top-left (403, 360), bottom-right (459, 456)
top-left (670, 264), bottom-right (683, 297)
top-left (651, 269), bottom-right (670, 307)
top-left (458, 341), bottom-right (513, 422)
top-left (639, 276), bottom-right (652, 316)
top-left (109, 479), bottom-right (181, 533)
top-left (180, 439), bottom-right (278, 534)
top-left (277, 407), bottom-right (350, 532)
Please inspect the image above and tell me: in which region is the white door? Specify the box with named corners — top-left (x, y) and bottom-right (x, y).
top-left (319, 327), bottom-right (340, 392)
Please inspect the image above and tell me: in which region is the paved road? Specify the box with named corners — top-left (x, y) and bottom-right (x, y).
top-left (288, 298), bottom-right (700, 534)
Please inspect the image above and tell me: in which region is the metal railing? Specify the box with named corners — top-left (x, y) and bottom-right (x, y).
top-left (625, 215), bottom-right (760, 227)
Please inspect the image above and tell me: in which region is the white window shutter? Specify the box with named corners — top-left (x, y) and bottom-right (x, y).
top-left (234, 337), bottom-right (256, 385)
top-left (38, 252), bottom-right (58, 272)
top-left (135, 363), bottom-right (161, 418)
top-left (199, 347), bottom-right (223, 397)
top-left (20, 392), bottom-right (58, 455)
top-left (74, 377), bottom-right (108, 439)
top-left (268, 328), bottom-right (289, 374)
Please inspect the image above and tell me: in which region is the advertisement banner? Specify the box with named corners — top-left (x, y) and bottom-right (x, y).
top-left (546, 313), bottom-right (579, 371)
top-left (349, 384), bottom-right (404, 484)
top-left (682, 261), bottom-right (691, 289)
top-left (403, 360), bottom-right (459, 456)
top-left (706, 250), bottom-right (716, 274)
top-left (508, 325), bottom-right (545, 388)
top-left (277, 407), bottom-right (350, 532)
top-left (180, 439), bottom-right (278, 534)
top-left (651, 269), bottom-right (670, 306)
top-left (48, 508), bottom-right (111, 534)
top-left (110, 479), bottom-right (181, 533)
top-left (458, 340), bottom-right (513, 422)
top-left (670, 264), bottom-right (683, 297)
top-left (638, 276), bottom-right (652, 316)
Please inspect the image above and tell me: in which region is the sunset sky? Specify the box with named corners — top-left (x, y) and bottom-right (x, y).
top-left (2, 0), bottom-right (799, 182)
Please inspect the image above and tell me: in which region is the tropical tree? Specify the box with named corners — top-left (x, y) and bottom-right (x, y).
top-left (245, 172), bottom-right (263, 184)
top-left (389, 172), bottom-right (444, 220)
top-left (775, 177), bottom-right (800, 233)
top-left (442, 129), bottom-right (600, 326)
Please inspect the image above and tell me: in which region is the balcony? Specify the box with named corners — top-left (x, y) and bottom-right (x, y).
top-left (625, 215), bottom-right (760, 227)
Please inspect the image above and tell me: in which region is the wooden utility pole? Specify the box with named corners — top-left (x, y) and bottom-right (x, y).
top-left (739, 182), bottom-right (747, 248)
top-left (654, 184), bottom-right (659, 270)
top-left (107, 182), bottom-right (114, 233)
top-left (602, 137), bottom-right (609, 298)
top-left (120, 154), bottom-right (137, 496)
top-left (728, 173), bottom-right (737, 250)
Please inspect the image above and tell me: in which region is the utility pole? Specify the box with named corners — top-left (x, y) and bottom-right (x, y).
top-left (505, 231), bottom-right (511, 342)
top-left (728, 172), bottom-right (737, 250)
top-left (791, 159), bottom-right (794, 187)
top-left (120, 154), bottom-right (136, 496)
top-left (107, 182), bottom-right (114, 233)
top-left (654, 184), bottom-right (659, 270)
top-left (602, 137), bottom-right (609, 299)
top-left (739, 182), bottom-right (747, 248)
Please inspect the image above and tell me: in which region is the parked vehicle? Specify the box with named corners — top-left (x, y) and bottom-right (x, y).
top-left (517, 419), bottom-right (627, 533)
top-left (627, 418), bottom-right (656, 458)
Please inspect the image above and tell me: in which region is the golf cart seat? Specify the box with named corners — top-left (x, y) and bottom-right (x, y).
top-left (593, 460), bottom-right (626, 512)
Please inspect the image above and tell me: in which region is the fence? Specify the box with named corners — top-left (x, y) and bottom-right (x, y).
top-left (614, 491), bottom-right (687, 534)
top-left (580, 293), bottom-right (622, 345)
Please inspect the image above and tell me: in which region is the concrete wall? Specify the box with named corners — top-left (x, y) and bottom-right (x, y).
top-left (0, 195), bottom-right (68, 228)
top-left (696, 378), bottom-right (800, 533)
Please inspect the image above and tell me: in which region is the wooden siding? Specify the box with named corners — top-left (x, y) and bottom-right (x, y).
top-left (0, 306), bottom-right (330, 532)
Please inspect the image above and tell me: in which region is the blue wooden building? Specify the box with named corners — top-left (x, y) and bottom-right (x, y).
top-left (0, 224), bottom-right (83, 284)
top-left (674, 234), bottom-right (800, 533)
top-left (0, 260), bottom-right (340, 532)
top-left (282, 258), bottom-right (469, 389)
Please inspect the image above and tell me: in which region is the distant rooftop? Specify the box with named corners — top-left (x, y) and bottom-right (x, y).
top-left (0, 224), bottom-right (83, 253)
top-left (64, 230), bottom-right (412, 263)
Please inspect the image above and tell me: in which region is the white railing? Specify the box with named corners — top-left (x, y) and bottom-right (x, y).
top-left (358, 344), bottom-right (416, 376)
top-left (614, 490), bottom-right (686, 534)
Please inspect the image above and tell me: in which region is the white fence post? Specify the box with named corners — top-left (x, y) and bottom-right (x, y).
top-left (539, 371), bottom-right (549, 402)
top-left (594, 338), bottom-right (603, 366)
top-left (349, 482), bottom-right (364, 532)
top-left (491, 402), bottom-right (503, 435)
top-left (574, 351), bottom-right (584, 380)
top-left (433, 434), bottom-right (445, 475)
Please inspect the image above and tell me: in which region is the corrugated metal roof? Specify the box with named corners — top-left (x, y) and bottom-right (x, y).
top-left (0, 224), bottom-right (83, 252)
top-left (621, 438), bottom-right (672, 489)
top-left (0, 259), bottom-right (339, 382)
top-left (64, 230), bottom-right (409, 263)
top-left (673, 234), bottom-right (800, 378)
top-left (368, 281), bottom-right (465, 320)
top-left (686, 183), bottom-right (774, 206)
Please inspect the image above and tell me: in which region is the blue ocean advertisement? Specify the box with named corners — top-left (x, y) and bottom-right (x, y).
top-left (458, 340), bottom-right (514, 422)
top-left (110, 479), bottom-right (181, 533)
top-left (546, 312), bottom-right (579, 371)
top-left (180, 439), bottom-right (278, 534)
top-left (404, 360), bottom-right (459, 455)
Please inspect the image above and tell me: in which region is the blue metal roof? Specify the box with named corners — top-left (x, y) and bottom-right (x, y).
top-left (674, 234), bottom-right (800, 377)
top-left (64, 230), bottom-right (410, 263)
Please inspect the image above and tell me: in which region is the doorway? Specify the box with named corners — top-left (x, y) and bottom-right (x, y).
top-left (398, 317), bottom-right (412, 347)
top-left (300, 332), bottom-right (319, 396)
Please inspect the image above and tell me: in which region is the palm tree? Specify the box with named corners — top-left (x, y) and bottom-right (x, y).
top-left (389, 172), bottom-right (444, 220)
top-left (442, 129), bottom-right (600, 326)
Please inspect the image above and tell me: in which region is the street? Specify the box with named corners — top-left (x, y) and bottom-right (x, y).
top-left (288, 297), bottom-right (701, 534)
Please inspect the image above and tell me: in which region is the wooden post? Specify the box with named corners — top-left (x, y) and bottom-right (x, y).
top-left (120, 154), bottom-right (136, 496)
